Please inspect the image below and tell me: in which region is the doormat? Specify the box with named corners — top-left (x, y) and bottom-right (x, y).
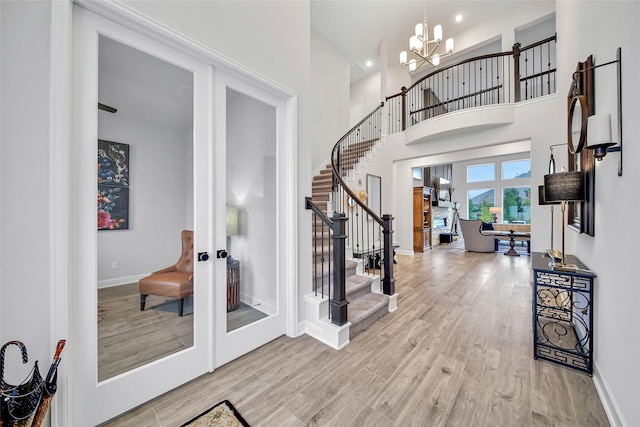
top-left (181, 400), bottom-right (250, 427)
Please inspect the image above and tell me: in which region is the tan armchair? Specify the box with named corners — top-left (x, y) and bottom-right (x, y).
top-left (139, 230), bottom-right (194, 316)
top-left (459, 219), bottom-right (495, 253)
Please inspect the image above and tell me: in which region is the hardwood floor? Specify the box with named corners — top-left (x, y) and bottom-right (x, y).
top-left (102, 243), bottom-right (610, 426)
top-left (98, 283), bottom-right (194, 381)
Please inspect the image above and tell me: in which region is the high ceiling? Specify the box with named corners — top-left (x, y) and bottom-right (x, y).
top-left (311, 0), bottom-right (547, 82)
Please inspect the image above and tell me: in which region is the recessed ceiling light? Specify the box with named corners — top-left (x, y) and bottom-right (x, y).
top-left (455, 14), bottom-right (463, 23)
top-left (366, 60), bottom-right (373, 68)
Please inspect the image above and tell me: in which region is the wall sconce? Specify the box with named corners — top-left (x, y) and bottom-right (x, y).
top-left (586, 113), bottom-right (617, 161)
top-left (544, 171), bottom-right (584, 271)
top-left (576, 47), bottom-right (623, 175)
top-left (489, 206), bottom-right (501, 223)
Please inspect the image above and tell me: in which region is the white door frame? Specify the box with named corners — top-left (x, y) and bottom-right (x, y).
top-left (51, 1), bottom-right (298, 425)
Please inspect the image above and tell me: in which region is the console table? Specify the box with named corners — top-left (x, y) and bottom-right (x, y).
top-left (532, 252), bottom-right (596, 375)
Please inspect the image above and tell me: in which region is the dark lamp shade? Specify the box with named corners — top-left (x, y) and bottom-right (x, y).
top-left (544, 171), bottom-right (584, 202)
top-left (538, 185), bottom-right (561, 205)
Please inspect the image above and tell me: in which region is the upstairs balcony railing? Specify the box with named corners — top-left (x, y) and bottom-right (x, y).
top-left (386, 35), bottom-right (556, 133)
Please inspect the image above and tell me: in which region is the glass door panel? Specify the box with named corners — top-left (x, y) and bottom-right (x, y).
top-left (225, 88), bottom-right (276, 331)
top-left (214, 79), bottom-right (287, 367)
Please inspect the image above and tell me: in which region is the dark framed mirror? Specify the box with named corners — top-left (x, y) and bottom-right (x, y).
top-left (567, 56), bottom-right (595, 236)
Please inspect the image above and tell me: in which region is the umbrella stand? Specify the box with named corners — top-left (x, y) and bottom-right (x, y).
top-left (30, 340), bottom-right (65, 427)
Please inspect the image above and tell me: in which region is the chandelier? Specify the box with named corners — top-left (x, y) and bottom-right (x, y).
top-left (400, 3), bottom-right (454, 74)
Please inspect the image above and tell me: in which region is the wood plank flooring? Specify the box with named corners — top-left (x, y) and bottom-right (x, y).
top-left (98, 285), bottom-right (269, 380)
top-left (98, 283), bottom-right (194, 381)
top-left (102, 243), bottom-right (610, 426)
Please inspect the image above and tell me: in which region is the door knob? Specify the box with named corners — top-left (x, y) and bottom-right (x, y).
top-left (216, 249), bottom-right (228, 259)
top-left (197, 252), bottom-right (209, 262)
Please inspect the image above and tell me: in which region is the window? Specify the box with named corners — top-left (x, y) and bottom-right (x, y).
top-left (468, 188), bottom-right (495, 222)
top-left (503, 186), bottom-right (531, 224)
top-left (467, 163), bottom-right (495, 183)
top-left (502, 159), bottom-right (531, 180)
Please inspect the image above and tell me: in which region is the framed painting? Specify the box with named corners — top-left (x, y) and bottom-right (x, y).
top-left (98, 185), bottom-right (129, 230)
top-left (98, 140), bottom-right (130, 230)
top-left (98, 140), bottom-right (129, 187)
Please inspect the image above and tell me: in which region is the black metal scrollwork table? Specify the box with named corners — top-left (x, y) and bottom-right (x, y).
top-left (532, 252), bottom-right (596, 375)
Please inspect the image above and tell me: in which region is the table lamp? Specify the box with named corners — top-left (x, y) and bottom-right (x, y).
top-left (489, 206), bottom-right (501, 223)
top-left (538, 185), bottom-right (561, 252)
top-left (226, 205), bottom-right (239, 263)
top-left (543, 171), bottom-right (584, 271)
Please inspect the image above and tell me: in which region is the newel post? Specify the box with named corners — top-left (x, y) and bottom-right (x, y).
top-left (401, 86), bottom-right (407, 131)
top-left (331, 212), bottom-right (348, 325)
top-left (512, 42), bottom-right (521, 103)
top-left (382, 214), bottom-right (396, 295)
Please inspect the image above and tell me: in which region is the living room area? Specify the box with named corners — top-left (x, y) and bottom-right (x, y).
top-left (411, 152), bottom-right (532, 256)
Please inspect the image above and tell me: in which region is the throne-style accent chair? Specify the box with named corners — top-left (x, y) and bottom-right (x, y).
top-left (459, 219), bottom-right (496, 253)
top-left (139, 230), bottom-right (194, 316)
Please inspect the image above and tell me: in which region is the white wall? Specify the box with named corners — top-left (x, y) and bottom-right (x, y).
top-left (97, 113), bottom-right (192, 285)
top-left (226, 89), bottom-right (278, 312)
top-left (350, 71), bottom-right (382, 118)
top-left (0, 0), bottom-right (53, 381)
top-left (556, 2), bottom-right (640, 426)
top-left (311, 29), bottom-right (350, 171)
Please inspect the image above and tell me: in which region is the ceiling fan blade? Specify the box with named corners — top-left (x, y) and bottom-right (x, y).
top-left (98, 103), bottom-right (117, 113)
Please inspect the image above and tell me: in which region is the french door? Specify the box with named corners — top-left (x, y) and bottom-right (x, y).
top-left (71, 6), bottom-right (212, 425)
top-left (69, 4), bottom-right (294, 425)
top-left (212, 74), bottom-right (289, 367)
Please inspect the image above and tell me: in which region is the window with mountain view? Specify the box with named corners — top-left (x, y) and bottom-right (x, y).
top-left (502, 159), bottom-right (531, 180)
top-left (468, 188), bottom-right (495, 222)
top-left (503, 186), bottom-right (531, 224)
top-left (467, 163), bottom-right (495, 183)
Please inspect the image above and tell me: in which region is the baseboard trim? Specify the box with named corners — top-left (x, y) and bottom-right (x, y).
top-left (395, 249), bottom-right (414, 256)
top-left (98, 274), bottom-right (147, 289)
top-left (593, 363), bottom-right (627, 427)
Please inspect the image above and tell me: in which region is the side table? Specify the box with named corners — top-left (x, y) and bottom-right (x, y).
top-left (531, 252), bottom-right (596, 375)
top-left (227, 258), bottom-right (240, 312)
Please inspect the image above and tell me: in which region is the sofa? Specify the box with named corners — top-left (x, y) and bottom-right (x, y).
top-left (459, 219), bottom-right (496, 253)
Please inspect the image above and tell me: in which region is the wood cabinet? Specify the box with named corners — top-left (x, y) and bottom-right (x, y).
top-left (413, 187), bottom-right (432, 252)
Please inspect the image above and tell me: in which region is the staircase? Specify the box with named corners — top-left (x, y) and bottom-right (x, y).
top-left (310, 140), bottom-right (389, 340)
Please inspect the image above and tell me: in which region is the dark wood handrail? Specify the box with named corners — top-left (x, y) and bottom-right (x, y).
top-left (409, 84), bottom-right (504, 116)
top-left (408, 34), bottom-right (557, 95)
top-left (331, 102), bottom-right (385, 226)
top-left (520, 34), bottom-right (557, 52)
top-left (407, 50), bottom-right (513, 94)
top-left (334, 101), bottom-right (385, 148)
top-left (305, 197), bottom-right (332, 226)
top-left (391, 34), bottom-right (557, 126)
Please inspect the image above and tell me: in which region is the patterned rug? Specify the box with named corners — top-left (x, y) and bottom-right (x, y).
top-left (181, 400), bottom-right (250, 427)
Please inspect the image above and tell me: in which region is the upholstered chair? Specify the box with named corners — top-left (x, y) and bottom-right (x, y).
top-left (459, 219), bottom-right (496, 253)
top-left (139, 230), bottom-right (194, 316)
